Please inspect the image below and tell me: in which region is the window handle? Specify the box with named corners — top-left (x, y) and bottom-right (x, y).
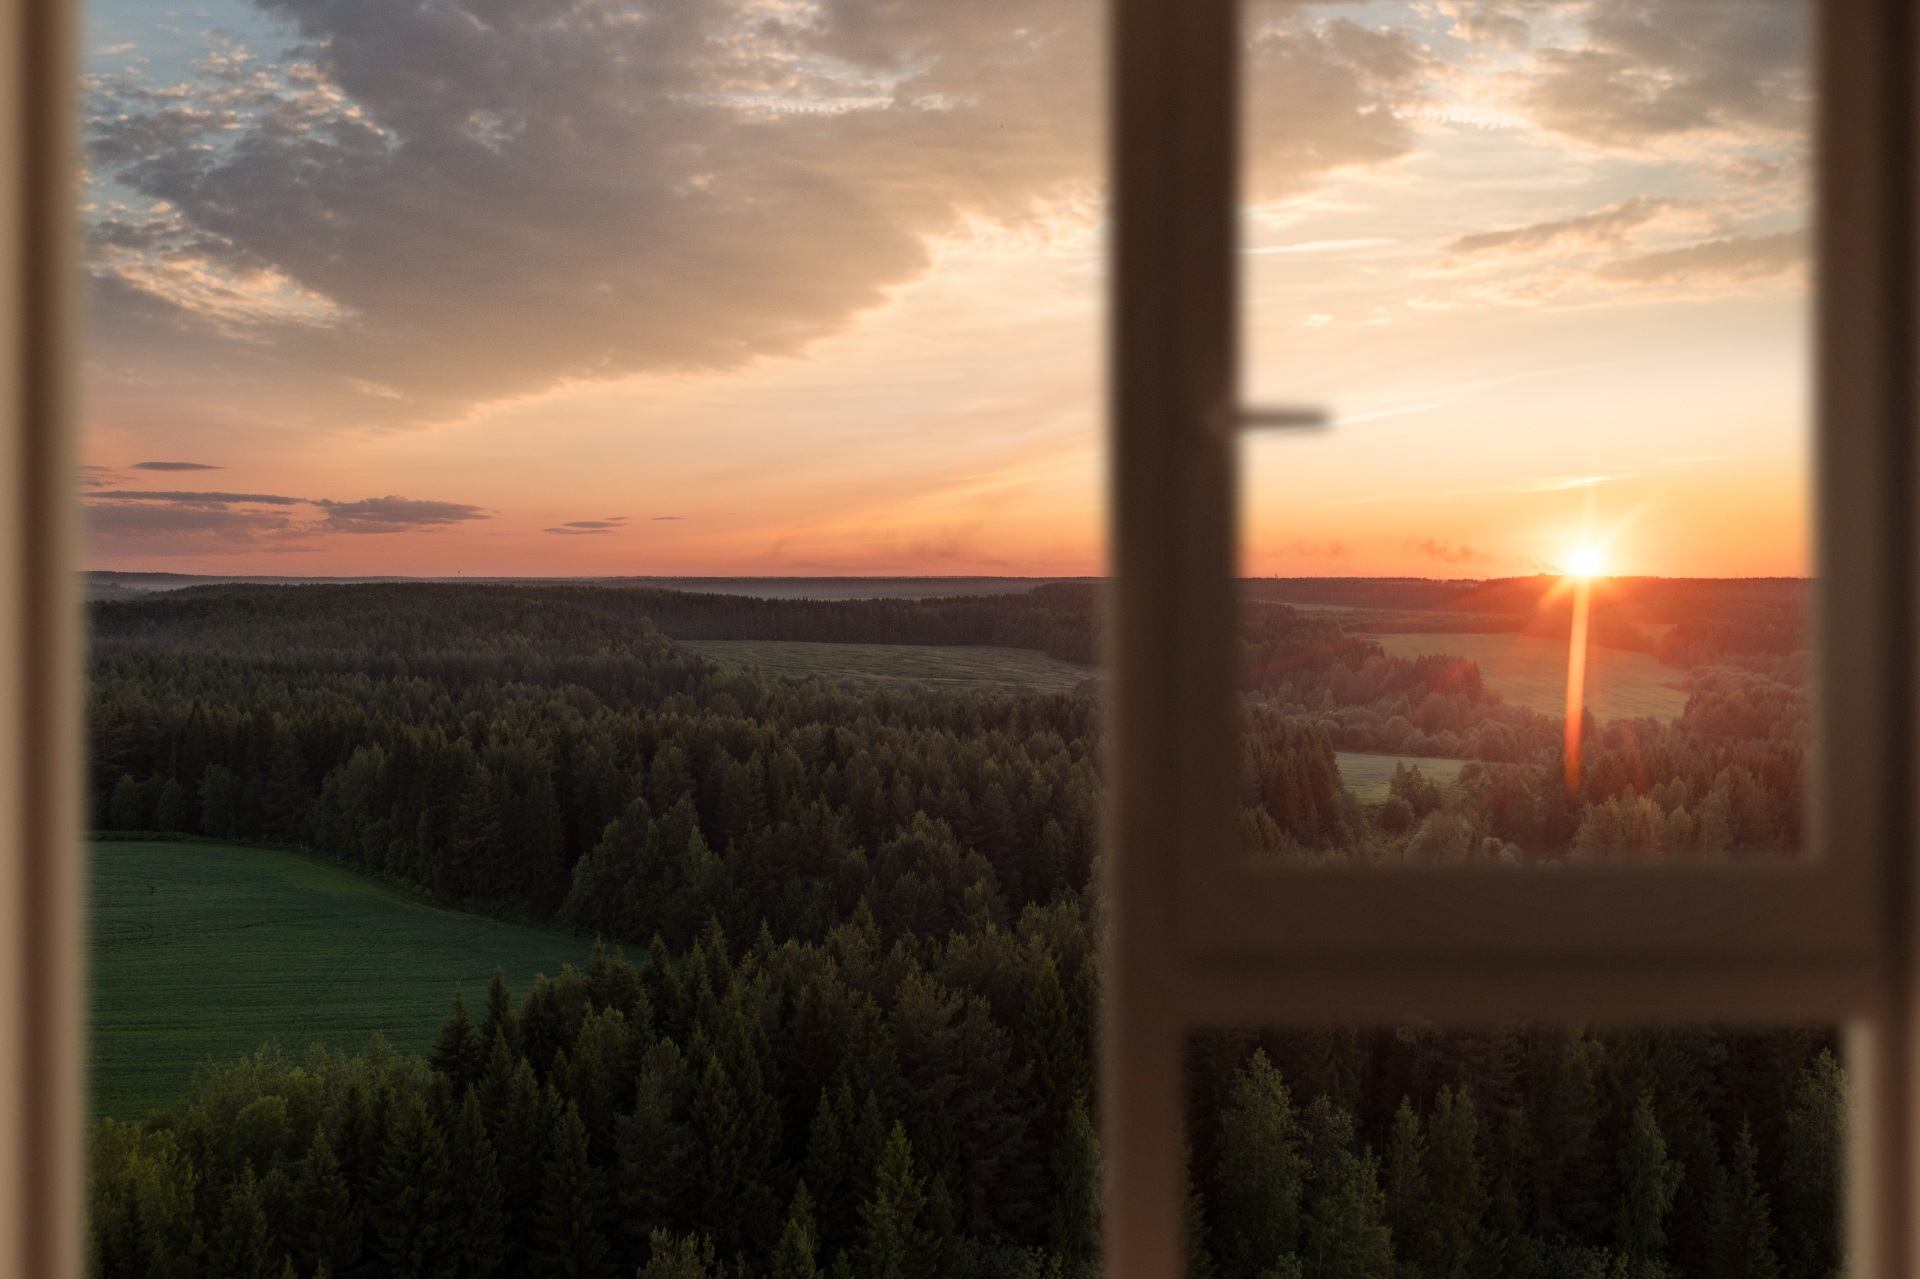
top-left (1240, 406), bottom-right (1328, 431)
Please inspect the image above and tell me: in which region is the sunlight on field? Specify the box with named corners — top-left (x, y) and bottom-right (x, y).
top-left (686, 639), bottom-right (1095, 694)
top-left (90, 840), bottom-right (590, 1120)
top-left (1372, 633), bottom-right (1689, 722)
top-left (1334, 752), bottom-right (1470, 803)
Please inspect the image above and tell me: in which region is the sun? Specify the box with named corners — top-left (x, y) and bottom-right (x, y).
top-left (1567, 547), bottom-right (1603, 579)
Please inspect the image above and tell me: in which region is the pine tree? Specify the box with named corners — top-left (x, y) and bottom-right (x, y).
top-left (1615, 1093), bottom-right (1681, 1276)
top-left (286, 1125), bottom-right (360, 1278)
top-left (807, 1087), bottom-right (857, 1255)
top-left (209, 1166), bottom-right (276, 1279)
top-left (431, 988), bottom-right (484, 1095)
top-left (533, 1102), bottom-right (614, 1279)
top-left (1185, 1142), bottom-right (1220, 1279)
top-left (852, 1123), bottom-right (930, 1279)
top-left (1212, 1049), bottom-right (1305, 1279)
top-left (773, 1182), bottom-right (824, 1279)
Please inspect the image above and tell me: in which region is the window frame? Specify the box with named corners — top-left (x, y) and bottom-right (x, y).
top-left (1102, 0), bottom-right (1920, 1275)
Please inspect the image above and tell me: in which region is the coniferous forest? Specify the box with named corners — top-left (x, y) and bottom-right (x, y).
top-left (86, 582), bottom-right (1836, 1279)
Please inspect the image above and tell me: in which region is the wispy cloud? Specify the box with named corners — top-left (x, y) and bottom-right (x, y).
top-left (133, 460), bottom-right (221, 471)
top-left (1598, 230), bottom-right (1807, 286)
top-left (1448, 197), bottom-right (1683, 261)
top-left (317, 496), bottom-right (490, 533)
top-left (545, 516), bottom-right (629, 536)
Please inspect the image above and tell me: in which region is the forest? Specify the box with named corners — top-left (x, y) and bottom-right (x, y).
top-left (87, 582), bottom-right (1832, 1278)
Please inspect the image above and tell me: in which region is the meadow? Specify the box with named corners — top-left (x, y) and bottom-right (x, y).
top-left (90, 839), bottom-right (590, 1120)
top-left (1333, 752), bottom-right (1470, 803)
top-left (1371, 632), bottom-right (1690, 721)
top-left (685, 638), bottom-right (1096, 694)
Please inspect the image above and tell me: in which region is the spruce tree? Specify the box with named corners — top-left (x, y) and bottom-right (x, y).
top-left (369, 1095), bottom-right (462, 1278)
top-left (1780, 1049), bottom-right (1844, 1279)
top-left (449, 1089), bottom-right (507, 1278)
top-left (209, 1166), bottom-right (275, 1279)
top-left (772, 1182), bottom-right (824, 1279)
top-left (533, 1102), bottom-right (614, 1279)
top-left (1301, 1096), bottom-right (1394, 1279)
top-left (1382, 1098), bottom-right (1430, 1279)
top-left (431, 989), bottom-right (484, 1095)
top-left (1048, 1096), bottom-right (1101, 1276)
top-left (637, 1230), bottom-right (715, 1279)
top-left (477, 968), bottom-right (518, 1055)
top-left (1422, 1087), bottom-right (1489, 1279)
top-left (852, 1123), bottom-right (930, 1279)
top-left (1212, 1049), bottom-right (1305, 1279)
top-left (286, 1126), bottom-right (360, 1278)
top-left (1614, 1093), bottom-right (1681, 1276)
top-left (1719, 1120), bottom-right (1780, 1279)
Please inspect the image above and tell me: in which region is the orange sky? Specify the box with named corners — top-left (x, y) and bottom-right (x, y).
top-left (80, 0), bottom-right (1811, 578)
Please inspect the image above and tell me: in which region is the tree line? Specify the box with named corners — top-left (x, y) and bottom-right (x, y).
top-left (86, 584), bottom-right (1836, 1276)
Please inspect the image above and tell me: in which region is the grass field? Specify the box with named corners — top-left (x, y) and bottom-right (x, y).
top-left (91, 840), bottom-right (590, 1121)
top-left (686, 639), bottom-right (1095, 695)
top-left (1335, 752), bottom-right (1471, 803)
top-left (1371, 633), bottom-right (1689, 721)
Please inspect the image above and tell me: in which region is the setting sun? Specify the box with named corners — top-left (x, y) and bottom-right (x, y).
top-left (1568, 548), bottom-right (1604, 579)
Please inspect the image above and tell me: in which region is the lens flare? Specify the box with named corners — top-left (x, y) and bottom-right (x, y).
top-left (1568, 547), bottom-right (1602, 578)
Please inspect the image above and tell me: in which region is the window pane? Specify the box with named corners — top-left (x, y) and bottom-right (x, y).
top-left (1238, 0), bottom-right (1812, 867)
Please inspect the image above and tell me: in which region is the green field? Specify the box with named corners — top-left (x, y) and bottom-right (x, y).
top-left (1335, 752), bottom-right (1471, 803)
top-left (686, 639), bottom-right (1095, 694)
top-left (1371, 632), bottom-right (1689, 721)
top-left (90, 840), bottom-right (590, 1120)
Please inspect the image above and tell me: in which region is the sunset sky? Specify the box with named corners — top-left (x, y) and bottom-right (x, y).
top-left (80, 0), bottom-right (1810, 578)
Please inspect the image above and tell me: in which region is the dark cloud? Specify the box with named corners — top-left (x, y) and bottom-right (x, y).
top-left (1598, 230), bottom-right (1807, 285)
top-left (89, 489), bottom-right (306, 505)
top-left (546, 517), bottom-right (628, 535)
top-left (1526, 0), bottom-right (1809, 146)
top-left (133, 460), bottom-right (223, 471)
top-left (87, 0), bottom-right (1431, 422)
top-left (317, 495), bottom-right (490, 533)
top-left (1449, 197), bottom-right (1681, 260)
top-left (653, 516), bottom-right (684, 521)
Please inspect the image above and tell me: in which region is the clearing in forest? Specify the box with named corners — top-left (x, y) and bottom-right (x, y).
top-left (90, 839), bottom-right (590, 1120)
top-left (1335, 752), bottom-right (1471, 804)
top-left (1370, 632), bottom-right (1690, 722)
top-left (685, 639), bottom-right (1094, 695)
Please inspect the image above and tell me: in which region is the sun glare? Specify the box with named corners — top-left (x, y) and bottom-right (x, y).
top-left (1567, 547), bottom-right (1603, 579)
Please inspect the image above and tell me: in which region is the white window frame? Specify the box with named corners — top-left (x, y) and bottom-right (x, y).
top-left (1102, 0), bottom-right (1920, 1276)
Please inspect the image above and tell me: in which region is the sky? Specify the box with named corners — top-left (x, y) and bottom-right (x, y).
top-left (78, 0), bottom-right (1811, 578)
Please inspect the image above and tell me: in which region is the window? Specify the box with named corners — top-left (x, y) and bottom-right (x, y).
top-left (0, 0), bottom-right (1914, 1274)
top-left (1104, 0), bottom-right (1915, 1275)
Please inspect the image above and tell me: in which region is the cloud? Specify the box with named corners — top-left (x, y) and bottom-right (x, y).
top-left (1597, 230), bottom-right (1807, 285)
top-left (89, 489), bottom-right (306, 505)
top-left (317, 496), bottom-right (490, 533)
top-left (1526, 0), bottom-right (1810, 147)
top-left (545, 517), bottom-right (628, 535)
top-left (133, 460), bottom-right (222, 471)
top-left (84, 487), bottom-right (491, 553)
top-left (1406, 537), bottom-right (1483, 564)
top-left (653, 516), bottom-right (685, 521)
top-left (85, 0), bottom-right (1434, 423)
top-left (1448, 197), bottom-right (1681, 260)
